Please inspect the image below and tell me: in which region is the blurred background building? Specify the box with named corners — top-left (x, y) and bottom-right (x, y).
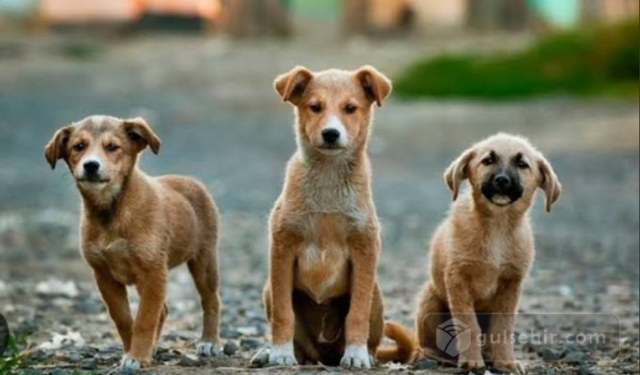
top-left (0, 0), bottom-right (638, 36)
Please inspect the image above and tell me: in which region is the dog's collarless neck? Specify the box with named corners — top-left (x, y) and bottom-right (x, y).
top-left (81, 169), bottom-right (148, 226)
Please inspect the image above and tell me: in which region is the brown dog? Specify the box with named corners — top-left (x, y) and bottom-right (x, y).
top-left (416, 134), bottom-right (561, 374)
top-left (253, 66), bottom-right (417, 369)
top-left (44, 116), bottom-right (222, 370)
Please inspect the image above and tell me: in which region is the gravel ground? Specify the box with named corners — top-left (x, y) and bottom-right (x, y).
top-left (0, 34), bottom-right (638, 375)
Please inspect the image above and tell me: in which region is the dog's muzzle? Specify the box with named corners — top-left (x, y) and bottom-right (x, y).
top-left (481, 172), bottom-right (523, 206)
top-left (77, 160), bottom-right (109, 184)
top-left (317, 116), bottom-right (348, 153)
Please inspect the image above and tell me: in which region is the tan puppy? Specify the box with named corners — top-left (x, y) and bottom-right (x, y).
top-left (416, 134), bottom-right (561, 374)
top-left (256, 66), bottom-right (416, 369)
top-left (45, 116), bottom-right (222, 370)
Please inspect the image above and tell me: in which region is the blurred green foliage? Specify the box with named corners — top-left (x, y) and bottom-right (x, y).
top-left (395, 20), bottom-right (639, 100)
top-left (0, 335), bottom-right (22, 375)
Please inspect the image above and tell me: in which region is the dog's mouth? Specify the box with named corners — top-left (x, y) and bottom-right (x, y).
top-left (481, 184), bottom-right (523, 207)
top-left (316, 145), bottom-right (346, 155)
top-left (488, 194), bottom-right (519, 206)
top-left (77, 177), bottom-right (111, 186)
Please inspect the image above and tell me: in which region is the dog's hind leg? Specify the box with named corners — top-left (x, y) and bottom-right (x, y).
top-left (368, 284), bottom-right (384, 356)
top-left (154, 303), bottom-right (169, 349)
top-left (416, 283), bottom-right (452, 362)
top-left (189, 245), bottom-right (222, 358)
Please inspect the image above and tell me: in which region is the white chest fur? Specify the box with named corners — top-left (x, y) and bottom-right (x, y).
top-left (299, 160), bottom-right (369, 231)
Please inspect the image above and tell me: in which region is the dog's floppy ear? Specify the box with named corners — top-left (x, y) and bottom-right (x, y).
top-left (538, 156), bottom-right (562, 212)
top-left (123, 117), bottom-right (162, 155)
top-left (44, 125), bottom-right (74, 170)
top-left (274, 66), bottom-right (314, 105)
top-left (355, 66), bottom-right (392, 107)
top-left (444, 149), bottom-right (476, 201)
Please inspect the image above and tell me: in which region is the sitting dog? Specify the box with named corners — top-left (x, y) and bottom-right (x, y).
top-left (254, 66), bottom-right (417, 369)
top-left (416, 134), bottom-right (562, 374)
top-left (45, 116), bottom-right (222, 370)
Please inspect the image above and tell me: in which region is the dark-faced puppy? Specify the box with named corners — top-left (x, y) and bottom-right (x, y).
top-left (45, 116), bottom-right (222, 370)
top-left (253, 66), bottom-right (417, 370)
top-left (416, 134), bottom-right (561, 375)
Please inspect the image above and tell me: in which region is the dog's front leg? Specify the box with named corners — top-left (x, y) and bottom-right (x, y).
top-left (94, 271), bottom-right (133, 353)
top-left (122, 270), bottom-right (168, 370)
top-left (487, 279), bottom-right (525, 375)
top-left (342, 233), bottom-right (380, 369)
top-left (267, 231), bottom-right (300, 366)
top-left (445, 271), bottom-right (486, 373)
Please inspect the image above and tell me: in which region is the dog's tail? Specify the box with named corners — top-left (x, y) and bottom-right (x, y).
top-left (376, 321), bottom-right (420, 364)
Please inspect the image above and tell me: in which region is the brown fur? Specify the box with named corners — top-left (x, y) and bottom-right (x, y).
top-left (416, 134), bottom-right (561, 374)
top-left (44, 116), bottom-right (222, 368)
top-left (261, 66), bottom-right (414, 368)
top-left (376, 322), bottom-right (421, 364)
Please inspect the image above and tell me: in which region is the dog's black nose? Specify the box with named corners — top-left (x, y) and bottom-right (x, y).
top-left (493, 174), bottom-right (511, 189)
top-left (83, 161), bottom-right (100, 174)
top-left (322, 129), bottom-right (341, 144)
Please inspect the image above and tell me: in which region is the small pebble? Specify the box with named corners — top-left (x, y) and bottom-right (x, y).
top-left (80, 358), bottom-right (98, 370)
top-left (240, 338), bottom-right (262, 351)
top-left (562, 350), bottom-right (589, 365)
top-left (224, 341), bottom-right (239, 356)
top-left (112, 368), bottom-right (137, 375)
top-left (542, 347), bottom-right (563, 361)
top-left (413, 358), bottom-right (438, 370)
top-left (178, 354), bottom-right (202, 367)
top-left (249, 348), bottom-right (270, 368)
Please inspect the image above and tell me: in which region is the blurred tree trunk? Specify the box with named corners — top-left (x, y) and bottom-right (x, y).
top-left (221, 0), bottom-right (291, 38)
top-left (467, 0), bottom-right (530, 31)
top-left (342, 0), bottom-right (369, 36)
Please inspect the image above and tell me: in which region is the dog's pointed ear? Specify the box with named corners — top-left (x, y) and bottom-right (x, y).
top-left (123, 117), bottom-right (162, 155)
top-left (538, 156), bottom-right (562, 212)
top-left (355, 66), bottom-right (392, 107)
top-left (444, 149), bottom-right (476, 201)
top-left (274, 66), bottom-right (314, 105)
top-left (44, 125), bottom-right (74, 170)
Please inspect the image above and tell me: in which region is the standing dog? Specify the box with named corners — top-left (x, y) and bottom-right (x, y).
top-left (416, 134), bottom-right (561, 374)
top-left (256, 66), bottom-right (416, 369)
top-left (45, 116), bottom-right (222, 370)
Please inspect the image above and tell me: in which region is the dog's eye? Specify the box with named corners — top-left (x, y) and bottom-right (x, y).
top-left (344, 104), bottom-right (358, 115)
top-left (73, 143), bottom-right (85, 152)
top-left (516, 160), bottom-right (530, 169)
top-left (105, 143), bottom-right (120, 152)
top-left (309, 103), bottom-right (323, 114)
top-left (481, 156), bottom-right (495, 166)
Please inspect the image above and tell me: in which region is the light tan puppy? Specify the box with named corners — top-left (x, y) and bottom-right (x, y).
top-left (45, 116), bottom-right (222, 370)
top-left (416, 134), bottom-right (561, 374)
top-left (257, 66), bottom-right (416, 369)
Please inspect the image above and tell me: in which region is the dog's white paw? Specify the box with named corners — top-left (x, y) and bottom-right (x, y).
top-left (196, 342), bottom-right (223, 358)
top-left (268, 342), bottom-right (298, 367)
top-left (340, 344), bottom-right (372, 369)
top-left (120, 355), bottom-right (142, 371)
